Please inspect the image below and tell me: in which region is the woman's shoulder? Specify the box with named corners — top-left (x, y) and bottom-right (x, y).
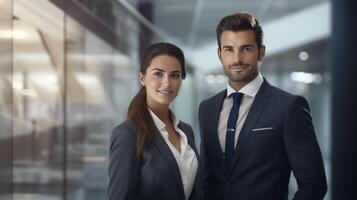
top-left (178, 120), bottom-right (194, 136)
top-left (111, 119), bottom-right (137, 141)
top-left (113, 119), bottom-right (135, 131)
top-left (178, 120), bottom-right (192, 130)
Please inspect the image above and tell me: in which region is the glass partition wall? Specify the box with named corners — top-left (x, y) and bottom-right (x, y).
top-left (12, 0), bottom-right (65, 197)
top-left (2, 0), bottom-right (140, 199)
top-left (0, 0), bottom-right (13, 199)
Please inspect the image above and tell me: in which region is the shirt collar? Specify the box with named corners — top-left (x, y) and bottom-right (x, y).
top-left (226, 72), bottom-right (263, 98)
top-left (148, 108), bottom-right (180, 131)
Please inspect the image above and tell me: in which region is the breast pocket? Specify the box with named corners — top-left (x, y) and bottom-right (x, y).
top-left (252, 127), bottom-right (275, 134)
top-left (249, 126), bottom-right (282, 149)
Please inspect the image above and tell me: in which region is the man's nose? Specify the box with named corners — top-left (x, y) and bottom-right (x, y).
top-left (234, 51), bottom-right (243, 63)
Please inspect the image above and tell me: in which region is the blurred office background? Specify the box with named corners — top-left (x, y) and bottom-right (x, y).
top-left (1, 0), bottom-right (356, 199)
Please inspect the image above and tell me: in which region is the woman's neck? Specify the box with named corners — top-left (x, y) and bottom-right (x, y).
top-left (148, 104), bottom-right (171, 125)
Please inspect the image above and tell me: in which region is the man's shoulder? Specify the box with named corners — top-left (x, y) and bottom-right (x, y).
top-left (200, 89), bottom-right (226, 106)
top-left (264, 80), bottom-right (305, 103)
top-left (269, 84), bottom-right (294, 97)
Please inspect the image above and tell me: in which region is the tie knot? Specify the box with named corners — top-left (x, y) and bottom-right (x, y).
top-left (231, 92), bottom-right (243, 103)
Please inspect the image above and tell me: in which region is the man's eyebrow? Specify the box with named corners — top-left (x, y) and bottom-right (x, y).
top-left (222, 44), bottom-right (255, 49)
top-left (241, 44), bottom-right (255, 48)
top-left (222, 45), bottom-right (233, 49)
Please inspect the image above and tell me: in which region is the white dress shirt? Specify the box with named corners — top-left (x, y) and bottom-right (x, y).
top-left (218, 73), bottom-right (264, 152)
top-left (149, 109), bottom-right (198, 200)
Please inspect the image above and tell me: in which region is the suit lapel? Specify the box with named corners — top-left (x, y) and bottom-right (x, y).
top-left (153, 131), bottom-right (186, 200)
top-left (206, 90), bottom-right (228, 175)
top-left (228, 80), bottom-right (272, 174)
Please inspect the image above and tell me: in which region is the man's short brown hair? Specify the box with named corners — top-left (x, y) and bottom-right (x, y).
top-left (216, 12), bottom-right (263, 49)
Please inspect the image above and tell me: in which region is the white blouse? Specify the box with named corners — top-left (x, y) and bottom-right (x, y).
top-left (149, 109), bottom-right (198, 200)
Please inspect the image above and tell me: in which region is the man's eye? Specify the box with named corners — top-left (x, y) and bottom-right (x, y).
top-left (224, 48), bottom-right (233, 52)
top-left (242, 47), bottom-right (253, 52)
top-left (172, 74), bottom-right (181, 79)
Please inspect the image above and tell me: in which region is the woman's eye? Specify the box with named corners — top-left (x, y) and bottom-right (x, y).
top-left (153, 71), bottom-right (163, 77)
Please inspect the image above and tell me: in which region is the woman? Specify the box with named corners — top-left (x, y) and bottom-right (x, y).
top-left (108, 42), bottom-right (201, 200)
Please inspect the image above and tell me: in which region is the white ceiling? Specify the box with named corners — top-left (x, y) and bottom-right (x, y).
top-left (120, 0), bottom-right (330, 72)
top-left (128, 0), bottom-right (327, 48)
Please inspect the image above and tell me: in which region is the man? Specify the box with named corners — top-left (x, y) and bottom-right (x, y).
top-left (199, 12), bottom-right (327, 200)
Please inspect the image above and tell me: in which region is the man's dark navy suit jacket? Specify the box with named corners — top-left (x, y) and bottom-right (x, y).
top-left (199, 79), bottom-right (327, 200)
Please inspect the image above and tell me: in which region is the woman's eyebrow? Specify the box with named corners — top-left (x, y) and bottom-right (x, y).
top-left (151, 68), bottom-right (165, 72)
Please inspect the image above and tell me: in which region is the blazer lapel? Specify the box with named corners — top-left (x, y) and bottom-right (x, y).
top-left (178, 122), bottom-right (199, 158)
top-left (206, 90), bottom-right (228, 176)
top-left (153, 131), bottom-right (186, 200)
top-left (228, 80), bottom-right (272, 174)
top-left (178, 122), bottom-right (201, 197)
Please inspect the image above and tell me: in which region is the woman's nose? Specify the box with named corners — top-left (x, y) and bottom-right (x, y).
top-left (161, 74), bottom-right (171, 87)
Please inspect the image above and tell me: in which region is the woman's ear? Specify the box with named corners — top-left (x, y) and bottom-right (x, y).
top-left (139, 72), bottom-right (146, 86)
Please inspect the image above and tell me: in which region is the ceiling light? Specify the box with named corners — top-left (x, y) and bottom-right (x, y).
top-left (205, 74), bottom-right (215, 84)
top-left (299, 51), bottom-right (309, 61)
top-left (290, 72), bottom-right (322, 84)
top-left (0, 29), bottom-right (30, 39)
top-left (215, 74), bottom-right (226, 84)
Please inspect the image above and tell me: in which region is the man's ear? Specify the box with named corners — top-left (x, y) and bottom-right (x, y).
top-left (258, 45), bottom-right (266, 61)
top-left (139, 72), bottom-right (146, 86)
top-left (217, 47), bottom-right (223, 63)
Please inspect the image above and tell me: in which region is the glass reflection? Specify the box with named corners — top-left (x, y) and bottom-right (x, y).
top-left (0, 0), bottom-right (12, 199)
top-left (65, 15), bottom-right (136, 200)
top-left (12, 0), bottom-right (64, 199)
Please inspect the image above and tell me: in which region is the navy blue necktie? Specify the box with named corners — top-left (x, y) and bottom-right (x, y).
top-left (225, 92), bottom-right (243, 167)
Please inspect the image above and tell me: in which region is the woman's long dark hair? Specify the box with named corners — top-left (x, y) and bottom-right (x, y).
top-left (127, 42), bottom-right (186, 158)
